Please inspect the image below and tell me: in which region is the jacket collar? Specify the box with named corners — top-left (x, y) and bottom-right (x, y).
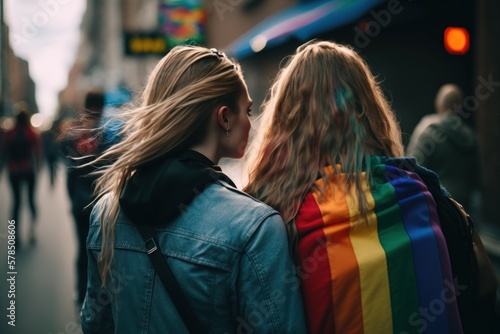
top-left (119, 150), bottom-right (236, 226)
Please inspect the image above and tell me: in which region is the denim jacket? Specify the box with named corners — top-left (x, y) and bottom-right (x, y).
top-left (80, 180), bottom-right (307, 333)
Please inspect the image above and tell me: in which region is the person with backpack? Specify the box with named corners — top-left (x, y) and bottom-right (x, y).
top-left (3, 104), bottom-right (41, 247)
top-left (244, 40), bottom-right (469, 333)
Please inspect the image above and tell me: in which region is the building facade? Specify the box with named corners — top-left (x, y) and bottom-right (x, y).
top-left (59, 0), bottom-right (160, 114)
top-left (1, 20), bottom-right (38, 119)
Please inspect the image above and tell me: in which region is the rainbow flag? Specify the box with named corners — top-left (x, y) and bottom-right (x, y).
top-left (295, 157), bottom-right (462, 334)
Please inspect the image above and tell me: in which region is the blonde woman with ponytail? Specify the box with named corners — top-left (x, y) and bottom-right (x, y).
top-left (80, 46), bottom-right (306, 333)
top-left (245, 41), bottom-right (463, 334)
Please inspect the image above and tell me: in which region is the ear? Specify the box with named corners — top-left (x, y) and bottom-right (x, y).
top-left (216, 106), bottom-right (230, 130)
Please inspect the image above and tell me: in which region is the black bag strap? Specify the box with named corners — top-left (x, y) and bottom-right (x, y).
top-left (136, 224), bottom-right (204, 334)
top-left (285, 219), bottom-right (300, 266)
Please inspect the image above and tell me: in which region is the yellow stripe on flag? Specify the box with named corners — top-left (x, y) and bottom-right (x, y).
top-left (346, 176), bottom-right (393, 333)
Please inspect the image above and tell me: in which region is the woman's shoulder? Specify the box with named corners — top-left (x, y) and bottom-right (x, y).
top-left (212, 180), bottom-right (278, 216)
top-left (205, 181), bottom-right (287, 246)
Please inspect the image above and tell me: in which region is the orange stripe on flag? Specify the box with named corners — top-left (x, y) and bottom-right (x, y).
top-left (313, 175), bottom-right (364, 333)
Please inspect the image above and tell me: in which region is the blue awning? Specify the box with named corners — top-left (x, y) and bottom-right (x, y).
top-left (226, 0), bottom-right (386, 59)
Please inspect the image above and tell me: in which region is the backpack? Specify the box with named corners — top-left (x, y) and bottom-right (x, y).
top-left (8, 127), bottom-right (32, 162)
top-left (407, 162), bottom-right (499, 334)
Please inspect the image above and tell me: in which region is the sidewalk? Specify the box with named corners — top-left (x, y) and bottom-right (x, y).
top-left (0, 165), bottom-right (81, 334)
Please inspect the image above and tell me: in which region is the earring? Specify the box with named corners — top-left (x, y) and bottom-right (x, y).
top-left (226, 126), bottom-right (230, 137)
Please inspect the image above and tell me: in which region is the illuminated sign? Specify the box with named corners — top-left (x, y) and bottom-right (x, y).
top-left (124, 32), bottom-right (168, 56)
top-left (159, 0), bottom-right (206, 47)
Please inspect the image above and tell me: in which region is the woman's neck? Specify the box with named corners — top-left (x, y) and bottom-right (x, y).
top-left (188, 145), bottom-right (219, 165)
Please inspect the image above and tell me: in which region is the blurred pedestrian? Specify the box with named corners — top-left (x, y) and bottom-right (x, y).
top-left (244, 41), bottom-right (463, 333)
top-left (42, 119), bottom-right (61, 188)
top-left (0, 126), bottom-right (5, 180)
top-left (80, 45), bottom-right (306, 333)
top-left (61, 88), bottom-right (106, 307)
top-left (2, 102), bottom-right (41, 247)
top-left (407, 84), bottom-right (481, 210)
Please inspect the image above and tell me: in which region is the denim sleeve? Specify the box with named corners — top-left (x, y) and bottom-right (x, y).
top-left (236, 213), bottom-right (307, 333)
top-left (80, 244), bottom-right (114, 333)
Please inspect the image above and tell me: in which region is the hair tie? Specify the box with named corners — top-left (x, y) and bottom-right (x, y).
top-left (210, 48), bottom-right (237, 70)
top-left (210, 48), bottom-right (226, 58)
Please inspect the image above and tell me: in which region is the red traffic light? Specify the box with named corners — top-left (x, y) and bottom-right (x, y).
top-left (444, 27), bottom-right (470, 55)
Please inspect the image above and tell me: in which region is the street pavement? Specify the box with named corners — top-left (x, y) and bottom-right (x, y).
top-left (0, 164), bottom-right (81, 334)
top-left (0, 160), bottom-right (498, 333)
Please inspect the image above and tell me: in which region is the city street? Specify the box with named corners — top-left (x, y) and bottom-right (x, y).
top-left (0, 0), bottom-right (499, 333)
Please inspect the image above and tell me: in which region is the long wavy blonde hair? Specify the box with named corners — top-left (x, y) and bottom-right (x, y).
top-left (244, 41), bottom-right (404, 224)
top-left (91, 46), bottom-right (244, 286)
